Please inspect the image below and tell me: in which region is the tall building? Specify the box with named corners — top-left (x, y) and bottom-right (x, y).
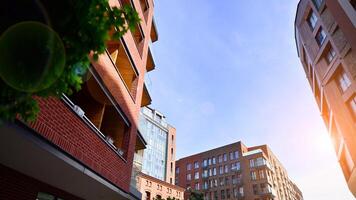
top-left (132, 107), bottom-right (184, 200)
top-left (0, 0), bottom-right (158, 199)
top-left (175, 142), bottom-right (303, 200)
top-left (295, 0), bottom-right (356, 196)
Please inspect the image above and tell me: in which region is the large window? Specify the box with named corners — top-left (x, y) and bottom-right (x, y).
top-left (187, 163), bottom-right (192, 171)
top-left (195, 171), bottom-right (200, 180)
top-left (307, 11), bottom-right (318, 30)
top-left (140, 117), bottom-right (168, 180)
top-left (315, 28), bottom-right (326, 46)
top-left (194, 161), bottom-right (200, 169)
top-left (223, 153), bottom-right (227, 162)
top-left (187, 173), bottom-right (192, 181)
top-left (325, 46), bottom-right (336, 64)
top-left (251, 171), bottom-right (257, 180)
top-left (312, 0), bottom-right (324, 10)
top-left (337, 69), bottom-right (352, 92)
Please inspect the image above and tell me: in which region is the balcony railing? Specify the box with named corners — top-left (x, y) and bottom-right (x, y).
top-left (61, 94), bottom-right (126, 159)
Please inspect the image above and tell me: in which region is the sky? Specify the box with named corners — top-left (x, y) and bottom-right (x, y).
top-left (147, 0), bottom-right (354, 199)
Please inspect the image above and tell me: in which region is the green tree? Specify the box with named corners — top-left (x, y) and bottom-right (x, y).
top-left (187, 188), bottom-right (204, 200)
top-left (0, 0), bottom-right (140, 122)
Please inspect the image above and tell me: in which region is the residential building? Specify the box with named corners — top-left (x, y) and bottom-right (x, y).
top-left (175, 141), bottom-right (303, 200)
top-left (0, 0), bottom-right (158, 199)
top-left (295, 0), bottom-right (356, 196)
top-left (132, 107), bottom-right (185, 200)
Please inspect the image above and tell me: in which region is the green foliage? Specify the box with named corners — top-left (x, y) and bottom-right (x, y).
top-left (189, 190), bottom-right (204, 200)
top-left (0, 0), bottom-right (140, 122)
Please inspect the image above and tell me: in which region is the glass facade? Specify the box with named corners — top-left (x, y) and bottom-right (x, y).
top-left (140, 107), bottom-right (168, 181)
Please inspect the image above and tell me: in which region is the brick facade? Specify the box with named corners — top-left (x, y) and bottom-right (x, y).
top-left (295, 0), bottom-right (356, 196)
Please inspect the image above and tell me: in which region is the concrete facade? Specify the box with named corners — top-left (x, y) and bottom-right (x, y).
top-left (175, 142), bottom-right (303, 200)
top-left (0, 0), bottom-right (158, 199)
top-left (295, 0), bottom-right (356, 196)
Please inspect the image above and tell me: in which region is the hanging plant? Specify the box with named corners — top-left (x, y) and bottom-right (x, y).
top-left (0, 0), bottom-right (140, 122)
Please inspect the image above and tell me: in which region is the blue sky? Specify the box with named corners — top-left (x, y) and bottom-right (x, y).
top-left (148, 0), bottom-right (354, 199)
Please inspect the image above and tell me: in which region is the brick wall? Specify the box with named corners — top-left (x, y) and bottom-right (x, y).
top-left (29, 97), bottom-right (133, 192)
top-left (0, 164), bottom-right (82, 200)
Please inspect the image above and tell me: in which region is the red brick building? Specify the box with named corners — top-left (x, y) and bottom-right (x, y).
top-left (175, 142), bottom-right (303, 200)
top-left (295, 0), bottom-right (356, 196)
top-left (0, 0), bottom-right (158, 199)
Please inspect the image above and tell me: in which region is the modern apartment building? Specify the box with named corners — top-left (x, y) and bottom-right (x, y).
top-left (295, 0), bottom-right (356, 196)
top-left (175, 142), bottom-right (303, 200)
top-left (132, 107), bottom-right (185, 200)
top-left (0, 0), bottom-right (158, 199)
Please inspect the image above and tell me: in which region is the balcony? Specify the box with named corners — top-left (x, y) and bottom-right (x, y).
top-left (150, 17), bottom-right (158, 42)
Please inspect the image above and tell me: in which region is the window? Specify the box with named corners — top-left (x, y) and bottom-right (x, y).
top-left (209, 168), bottom-right (213, 176)
top-left (219, 166), bottom-right (224, 174)
top-left (259, 170), bottom-right (265, 179)
top-left (203, 181), bottom-right (209, 189)
top-left (218, 155), bottom-right (223, 163)
top-left (187, 163), bottom-right (192, 170)
top-left (325, 46), bottom-right (336, 64)
top-left (230, 152), bottom-right (234, 160)
top-left (203, 169), bottom-right (208, 178)
top-left (256, 157), bottom-right (264, 166)
top-left (212, 156), bottom-right (216, 164)
top-left (349, 96), bottom-right (356, 117)
top-left (312, 0), bottom-right (324, 10)
top-left (221, 190), bottom-right (225, 199)
top-left (231, 162), bottom-right (240, 171)
top-left (224, 165), bottom-right (229, 173)
top-left (195, 172), bottom-right (200, 180)
top-left (187, 174), bottom-right (191, 181)
top-left (195, 182), bottom-right (200, 190)
top-left (194, 161), bottom-right (200, 169)
top-left (223, 154), bottom-right (227, 162)
top-left (234, 151), bottom-right (239, 159)
top-left (249, 159), bottom-right (255, 168)
top-left (203, 159), bottom-right (208, 167)
top-left (307, 11), bottom-right (318, 30)
top-left (226, 189), bottom-right (231, 199)
top-left (171, 162), bottom-right (173, 173)
top-left (213, 167), bottom-right (217, 176)
top-left (315, 28), bottom-right (326, 46)
top-left (239, 187), bottom-right (244, 197)
top-left (225, 177), bottom-right (230, 185)
top-left (253, 184), bottom-right (258, 195)
top-left (176, 167), bottom-right (180, 174)
top-left (208, 158), bottom-right (212, 165)
top-left (214, 191), bottom-right (218, 200)
top-left (145, 191), bottom-right (151, 200)
top-left (337, 69), bottom-right (351, 92)
top-left (219, 178), bottom-right (224, 186)
top-left (233, 188), bottom-right (238, 198)
top-left (251, 171), bottom-right (257, 180)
